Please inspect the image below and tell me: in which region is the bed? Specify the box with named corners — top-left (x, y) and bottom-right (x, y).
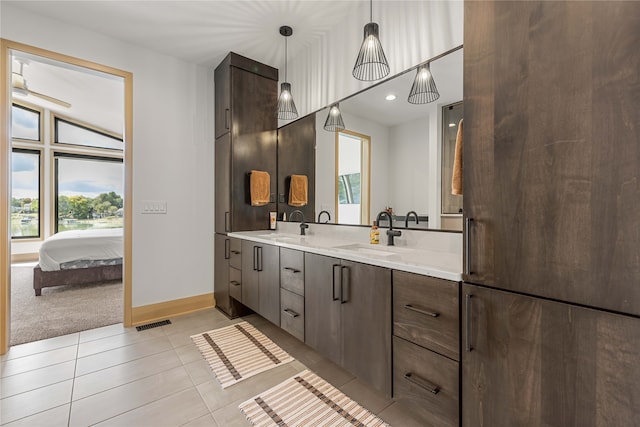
top-left (33, 228), bottom-right (123, 296)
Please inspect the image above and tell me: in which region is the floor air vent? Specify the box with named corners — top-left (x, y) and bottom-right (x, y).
top-left (136, 319), bottom-right (171, 331)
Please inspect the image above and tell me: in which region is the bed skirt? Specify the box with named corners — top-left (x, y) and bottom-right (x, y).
top-left (33, 264), bottom-right (123, 296)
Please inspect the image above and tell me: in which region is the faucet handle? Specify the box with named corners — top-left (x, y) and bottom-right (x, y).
top-left (300, 223), bottom-right (309, 236)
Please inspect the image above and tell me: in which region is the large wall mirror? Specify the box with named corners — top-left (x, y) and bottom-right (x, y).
top-left (279, 46), bottom-right (463, 231)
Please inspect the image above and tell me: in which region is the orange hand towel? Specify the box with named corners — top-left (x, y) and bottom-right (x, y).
top-left (288, 174), bottom-right (308, 207)
top-left (250, 170), bottom-right (270, 206)
top-left (451, 118), bottom-right (463, 195)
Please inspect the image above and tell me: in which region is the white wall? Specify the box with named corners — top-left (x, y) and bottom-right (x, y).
top-left (287, 1), bottom-right (464, 118)
top-left (388, 117), bottom-right (430, 217)
top-left (1, 4), bottom-right (215, 307)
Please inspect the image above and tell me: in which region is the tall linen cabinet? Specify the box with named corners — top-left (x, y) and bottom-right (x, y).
top-left (462, 1), bottom-right (640, 426)
top-left (214, 53), bottom-right (278, 317)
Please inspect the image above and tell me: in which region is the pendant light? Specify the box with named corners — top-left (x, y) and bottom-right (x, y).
top-left (323, 103), bottom-right (345, 132)
top-left (277, 25), bottom-right (298, 120)
top-left (408, 63), bottom-right (440, 104)
top-left (352, 0), bottom-right (390, 81)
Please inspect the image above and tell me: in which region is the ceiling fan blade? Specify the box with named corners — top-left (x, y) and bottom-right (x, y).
top-left (27, 89), bottom-right (72, 108)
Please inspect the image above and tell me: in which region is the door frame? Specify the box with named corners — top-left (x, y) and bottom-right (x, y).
top-left (0, 39), bottom-right (134, 354)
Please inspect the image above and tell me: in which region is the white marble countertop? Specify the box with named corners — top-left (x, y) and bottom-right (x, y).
top-left (227, 228), bottom-right (462, 282)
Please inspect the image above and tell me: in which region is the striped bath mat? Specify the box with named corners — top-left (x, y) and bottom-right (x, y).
top-left (239, 369), bottom-right (391, 427)
top-left (191, 321), bottom-right (293, 388)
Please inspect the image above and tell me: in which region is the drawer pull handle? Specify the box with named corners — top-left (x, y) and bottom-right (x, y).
top-left (404, 304), bottom-right (439, 318)
top-left (404, 373), bottom-right (440, 395)
top-left (284, 267), bottom-right (301, 273)
top-left (283, 308), bottom-right (299, 318)
top-left (230, 281), bottom-right (240, 287)
top-left (231, 250), bottom-right (241, 255)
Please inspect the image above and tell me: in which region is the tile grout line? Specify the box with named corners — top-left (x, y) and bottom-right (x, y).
top-left (67, 333), bottom-right (81, 427)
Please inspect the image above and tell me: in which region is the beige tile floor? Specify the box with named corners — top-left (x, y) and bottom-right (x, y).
top-left (1, 308), bottom-right (424, 426)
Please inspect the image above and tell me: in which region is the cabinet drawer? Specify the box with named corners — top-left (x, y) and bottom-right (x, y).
top-left (229, 238), bottom-right (242, 270)
top-left (393, 336), bottom-right (459, 427)
top-left (280, 248), bottom-right (304, 296)
top-left (229, 267), bottom-right (242, 301)
top-left (393, 270), bottom-right (459, 360)
top-left (280, 288), bottom-right (304, 341)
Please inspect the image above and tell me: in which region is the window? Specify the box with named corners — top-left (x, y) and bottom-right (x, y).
top-left (336, 131), bottom-right (370, 225)
top-left (11, 149), bottom-right (41, 239)
top-left (55, 117), bottom-right (122, 151)
top-left (55, 153), bottom-right (124, 232)
top-left (11, 103), bottom-right (41, 141)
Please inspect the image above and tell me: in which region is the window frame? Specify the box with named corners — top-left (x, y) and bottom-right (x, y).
top-left (10, 147), bottom-right (43, 240)
top-left (52, 113), bottom-right (123, 152)
top-left (11, 101), bottom-right (44, 144)
top-left (335, 129), bottom-right (371, 225)
top-left (52, 151), bottom-right (124, 234)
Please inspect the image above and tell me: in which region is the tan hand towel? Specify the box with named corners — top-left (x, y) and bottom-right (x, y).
top-left (451, 118), bottom-right (463, 195)
top-left (288, 174), bottom-right (308, 207)
top-left (250, 170), bottom-right (270, 206)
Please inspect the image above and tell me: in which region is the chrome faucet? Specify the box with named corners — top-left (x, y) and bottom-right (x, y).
top-left (317, 210), bottom-right (331, 223)
top-left (376, 211), bottom-right (401, 246)
top-left (289, 209), bottom-right (309, 235)
top-left (405, 211), bottom-right (419, 228)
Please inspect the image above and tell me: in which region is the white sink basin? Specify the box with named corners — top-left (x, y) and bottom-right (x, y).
top-left (332, 243), bottom-right (404, 257)
top-left (256, 233), bottom-right (301, 242)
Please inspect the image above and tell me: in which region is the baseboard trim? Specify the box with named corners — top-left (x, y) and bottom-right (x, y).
top-left (131, 293), bottom-right (215, 326)
top-left (11, 253), bottom-right (38, 263)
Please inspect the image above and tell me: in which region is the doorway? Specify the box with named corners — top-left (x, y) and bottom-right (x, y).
top-left (335, 129), bottom-right (371, 225)
top-left (0, 40), bottom-right (133, 353)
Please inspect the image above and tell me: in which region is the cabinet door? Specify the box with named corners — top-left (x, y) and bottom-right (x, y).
top-left (464, 1), bottom-right (640, 316)
top-left (214, 58), bottom-right (230, 139)
top-left (241, 240), bottom-right (259, 312)
top-left (258, 243), bottom-right (280, 326)
top-left (462, 283), bottom-right (640, 427)
top-left (214, 234), bottom-right (231, 315)
top-left (341, 261), bottom-right (392, 396)
top-left (304, 253), bottom-right (341, 365)
top-left (214, 133), bottom-right (231, 234)
top-left (230, 67), bottom-right (277, 231)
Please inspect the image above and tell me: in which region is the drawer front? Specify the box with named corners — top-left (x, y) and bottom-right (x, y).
top-left (280, 248), bottom-right (304, 296)
top-left (393, 270), bottom-right (459, 360)
top-left (393, 336), bottom-right (459, 427)
top-left (280, 288), bottom-right (304, 341)
top-left (229, 267), bottom-right (242, 301)
top-left (229, 238), bottom-right (242, 270)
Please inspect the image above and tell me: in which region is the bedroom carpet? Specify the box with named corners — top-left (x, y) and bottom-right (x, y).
top-left (10, 263), bottom-right (123, 346)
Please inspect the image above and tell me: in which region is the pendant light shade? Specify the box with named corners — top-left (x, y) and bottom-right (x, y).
top-left (352, 1), bottom-right (390, 81)
top-left (408, 63), bottom-right (440, 104)
top-left (277, 82), bottom-right (298, 120)
top-left (323, 103), bottom-right (345, 132)
top-left (277, 25), bottom-right (298, 120)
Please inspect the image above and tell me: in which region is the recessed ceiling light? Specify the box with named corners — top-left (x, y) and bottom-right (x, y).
top-left (449, 123), bottom-right (457, 127)
top-left (385, 94), bottom-right (396, 101)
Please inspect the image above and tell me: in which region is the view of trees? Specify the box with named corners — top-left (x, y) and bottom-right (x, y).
top-left (57, 191), bottom-right (123, 219)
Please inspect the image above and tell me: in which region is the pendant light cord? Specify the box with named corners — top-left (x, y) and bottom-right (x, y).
top-left (370, 0), bottom-right (372, 23)
top-left (284, 35), bottom-right (288, 82)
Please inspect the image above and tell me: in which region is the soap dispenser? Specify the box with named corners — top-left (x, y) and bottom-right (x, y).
top-left (370, 221), bottom-right (380, 244)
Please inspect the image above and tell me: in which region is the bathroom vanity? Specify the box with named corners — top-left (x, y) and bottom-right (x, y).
top-left (227, 222), bottom-right (462, 426)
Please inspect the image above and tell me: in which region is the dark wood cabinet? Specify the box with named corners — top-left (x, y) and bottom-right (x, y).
top-left (214, 52), bottom-right (278, 234)
top-left (304, 253), bottom-right (342, 364)
top-left (463, 0), bottom-right (640, 317)
top-left (214, 234), bottom-right (245, 318)
top-left (241, 240), bottom-right (280, 326)
top-left (214, 133), bottom-right (231, 234)
top-left (394, 336), bottom-right (459, 427)
top-left (277, 113), bottom-right (316, 220)
top-left (304, 252), bottom-right (392, 395)
top-left (462, 283), bottom-right (640, 427)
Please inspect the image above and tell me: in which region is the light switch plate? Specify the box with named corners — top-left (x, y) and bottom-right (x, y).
top-left (141, 200), bottom-right (167, 214)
